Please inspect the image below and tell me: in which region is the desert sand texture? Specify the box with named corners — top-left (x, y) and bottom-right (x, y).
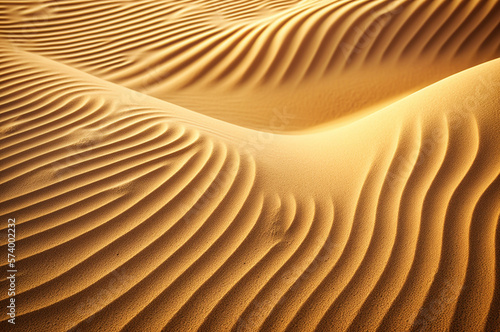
top-left (1, 1), bottom-right (500, 331)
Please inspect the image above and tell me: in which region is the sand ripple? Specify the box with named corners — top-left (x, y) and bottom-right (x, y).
top-left (1, 1), bottom-right (500, 331)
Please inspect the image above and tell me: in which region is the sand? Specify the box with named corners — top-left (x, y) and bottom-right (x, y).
top-left (0, 0), bottom-right (499, 331)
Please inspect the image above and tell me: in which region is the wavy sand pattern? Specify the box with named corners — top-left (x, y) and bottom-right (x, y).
top-left (1, 1), bottom-right (500, 331)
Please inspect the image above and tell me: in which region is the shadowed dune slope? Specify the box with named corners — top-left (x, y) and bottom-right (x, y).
top-left (1, 1), bottom-right (500, 332)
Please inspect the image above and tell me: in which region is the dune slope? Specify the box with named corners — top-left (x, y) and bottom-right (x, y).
top-left (2, 0), bottom-right (500, 130)
top-left (1, 1), bottom-right (500, 332)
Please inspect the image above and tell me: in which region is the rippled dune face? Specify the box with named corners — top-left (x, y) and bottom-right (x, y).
top-left (1, 1), bottom-right (499, 332)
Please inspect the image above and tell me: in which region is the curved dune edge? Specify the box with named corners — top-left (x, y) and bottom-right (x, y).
top-left (0, 41), bottom-right (499, 331)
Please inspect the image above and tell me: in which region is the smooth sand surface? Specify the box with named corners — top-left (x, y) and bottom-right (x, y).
top-left (1, 1), bottom-right (499, 331)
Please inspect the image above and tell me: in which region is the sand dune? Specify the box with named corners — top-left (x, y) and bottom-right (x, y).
top-left (3, 0), bottom-right (500, 130)
top-left (1, 1), bottom-right (500, 331)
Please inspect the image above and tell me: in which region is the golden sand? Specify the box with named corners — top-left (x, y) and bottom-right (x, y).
top-left (1, 1), bottom-right (499, 331)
